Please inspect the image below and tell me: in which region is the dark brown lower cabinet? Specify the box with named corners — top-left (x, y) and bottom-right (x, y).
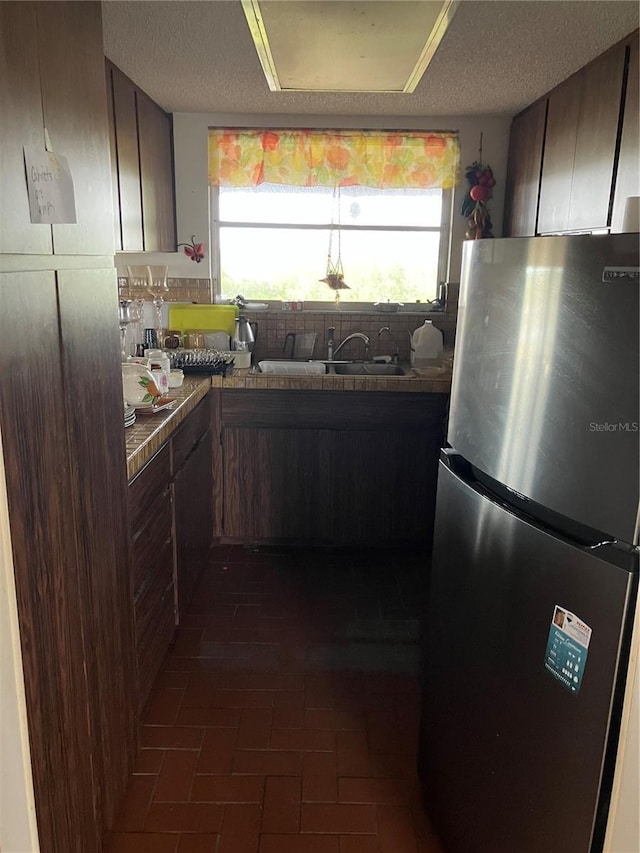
top-left (331, 428), bottom-right (442, 544)
top-left (128, 396), bottom-right (214, 709)
top-left (132, 491), bottom-right (175, 711)
top-left (222, 426), bottom-right (333, 541)
top-left (0, 269), bottom-right (135, 852)
top-left (220, 390), bottom-right (447, 545)
top-left (129, 443), bottom-right (175, 712)
top-left (173, 429), bottom-right (214, 622)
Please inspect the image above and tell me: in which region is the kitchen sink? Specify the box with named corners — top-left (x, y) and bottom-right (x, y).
top-left (256, 360), bottom-right (409, 377)
top-left (331, 363), bottom-right (406, 376)
top-left (257, 360), bottom-right (327, 375)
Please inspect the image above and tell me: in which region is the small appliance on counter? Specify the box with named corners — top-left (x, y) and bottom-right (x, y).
top-left (232, 316), bottom-right (257, 354)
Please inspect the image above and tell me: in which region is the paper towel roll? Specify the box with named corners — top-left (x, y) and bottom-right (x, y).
top-left (622, 196), bottom-right (640, 232)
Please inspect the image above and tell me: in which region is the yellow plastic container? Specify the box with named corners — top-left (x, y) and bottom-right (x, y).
top-left (168, 304), bottom-right (239, 337)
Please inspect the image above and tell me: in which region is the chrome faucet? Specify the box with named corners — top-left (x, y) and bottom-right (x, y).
top-left (332, 332), bottom-right (371, 360)
top-left (378, 326), bottom-right (399, 364)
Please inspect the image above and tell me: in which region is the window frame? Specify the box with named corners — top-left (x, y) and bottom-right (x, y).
top-left (209, 184), bottom-right (453, 309)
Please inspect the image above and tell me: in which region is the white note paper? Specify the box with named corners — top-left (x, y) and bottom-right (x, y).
top-left (24, 147), bottom-right (77, 224)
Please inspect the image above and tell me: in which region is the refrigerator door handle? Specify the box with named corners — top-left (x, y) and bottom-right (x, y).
top-left (439, 450), bottom-right (637, 571)
top-left (584, 538), bottom-right (619, 550)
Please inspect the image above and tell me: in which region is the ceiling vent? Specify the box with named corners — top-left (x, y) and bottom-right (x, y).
top-left (241, 0), bottom-right (460, 93)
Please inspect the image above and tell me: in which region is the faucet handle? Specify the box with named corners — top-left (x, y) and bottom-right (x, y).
top-left (283, 331), bottom-right (296, 358)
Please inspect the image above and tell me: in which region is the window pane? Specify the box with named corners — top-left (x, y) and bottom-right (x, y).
top-left (219, 184), bottom-right (442, 228)
top-left (219, 226), bottom-right (440, 302)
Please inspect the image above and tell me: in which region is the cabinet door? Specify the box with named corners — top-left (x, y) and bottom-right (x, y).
top-left (105, 62), bottom-right (123, 252)
top-left (173, 431), bottom-right (214, 622)
top-left (537, 78), bottom-right (581, 234)
top-left (0, 270), bottom-right (98, 852)
top-left (37, 1), bottom-right (114, 255)
top-left (0, 2), bottom-right (52, 254)
top-left (503, 100), bottom-right (547, 237)
top-left (569, 42), bottom-right (626, 231)
top-left (611, 40), bottom-right (639, 232)
top-left (109, 63), bottom-right (144, 251)
top-left (222, 427), bottom-right (333, 541)
top-left (137, 91), bottom-right (176, 252)
top-left (331, 428), bottom-right (442, 545)
top-left (539, 44), bottom-right (626, 234)
top-left (131, 487), bottom-right (175, 712)
top-left (57, 268), bottom-right (137, 830)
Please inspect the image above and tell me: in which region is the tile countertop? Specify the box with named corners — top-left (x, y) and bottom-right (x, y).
top-left (125, 375), bottom-right (211, 480)
top-left (224, 364), bottom-right (452, 393)
top-left (125, 361), bottom-right (452, 479)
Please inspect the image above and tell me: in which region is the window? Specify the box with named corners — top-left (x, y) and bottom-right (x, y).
top-left (208, 127), bottom-right (459, 305)
top-left (211, 183), bottom-right (452, 304)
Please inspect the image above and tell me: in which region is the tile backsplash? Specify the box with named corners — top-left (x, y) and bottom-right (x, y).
top-left (117, 276), bottom-right (458, 361)
top-left (249, 310), bottom-right (456, 362)
top-left (118, 277), bottom-right (213, 303)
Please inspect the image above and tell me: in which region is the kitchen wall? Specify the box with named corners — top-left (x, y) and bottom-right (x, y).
top-left (169, 112), bottom-right (512, 289)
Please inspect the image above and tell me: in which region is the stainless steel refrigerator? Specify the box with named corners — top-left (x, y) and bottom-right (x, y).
top-left (418, 235), bottom-right (639, 853)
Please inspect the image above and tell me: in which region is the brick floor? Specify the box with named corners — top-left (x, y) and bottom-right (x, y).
top-left (107, 546), bottom-right (443, 853)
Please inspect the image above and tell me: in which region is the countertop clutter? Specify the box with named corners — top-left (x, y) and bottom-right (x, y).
top-left (124, 362), bottom-right (452, 479)
top-left (125, 375), bottom-right (210, 478)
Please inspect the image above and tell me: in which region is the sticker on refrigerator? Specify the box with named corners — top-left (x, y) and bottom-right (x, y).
top-left (544, 606), bottom-right (592, 694)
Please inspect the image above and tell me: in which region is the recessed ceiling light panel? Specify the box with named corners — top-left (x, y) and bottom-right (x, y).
top-left (241, 0), bottom-right (460, 93)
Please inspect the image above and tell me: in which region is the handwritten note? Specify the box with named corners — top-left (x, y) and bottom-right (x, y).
top-left (24, 147), bottom-right (77, 224)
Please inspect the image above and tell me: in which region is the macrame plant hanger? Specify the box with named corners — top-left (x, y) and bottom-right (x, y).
top-left (320, 184), bottom-right (350, 309)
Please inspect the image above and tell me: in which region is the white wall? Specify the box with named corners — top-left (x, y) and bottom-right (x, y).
top-left (0, 428), bottom-right (40, 853)
top-left (604, 596), bottom-right (640, 853)
top-left (172, 112), bottom-right (512, 287)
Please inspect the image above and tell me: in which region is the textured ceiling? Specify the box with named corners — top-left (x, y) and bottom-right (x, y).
top-left (102, 0), bottom-right (639, 116)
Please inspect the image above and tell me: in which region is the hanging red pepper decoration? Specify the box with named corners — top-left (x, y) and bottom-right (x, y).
top-left (177, 235), bottom-right (205, 263)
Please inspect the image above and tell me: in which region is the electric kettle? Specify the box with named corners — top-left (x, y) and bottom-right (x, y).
top-left (232, 316), bottom-right (258, 352)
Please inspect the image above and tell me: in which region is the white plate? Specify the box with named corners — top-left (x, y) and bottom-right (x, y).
top-left (134, 397), bottom-right (176, 414)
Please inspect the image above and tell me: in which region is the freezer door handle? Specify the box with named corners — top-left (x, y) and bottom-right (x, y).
top-left (439, 450), bottom-right (637, 572)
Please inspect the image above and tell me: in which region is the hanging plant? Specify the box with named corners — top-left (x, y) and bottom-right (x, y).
top-left (177, 235), bottom-right (205, 263)
top-left (461, 134), bottom-right (495, 239)
top-left (319, 186), bottom-right (350, 307)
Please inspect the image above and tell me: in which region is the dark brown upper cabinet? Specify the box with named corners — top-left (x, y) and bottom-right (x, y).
top-left (106, 59), bottom-right (176, 252)
top-left (108, 63), bottom-right (144, 250)
top-left (611, 38), bottom-right (639, 232)
top-left (1, 2), bottom-right (113, 255)
top-left (504, 31), bottom-right (638, 237)
top-left (538, 42), bottom-right (626, 234)
top-left (503, 99), bottom-right (547, 237)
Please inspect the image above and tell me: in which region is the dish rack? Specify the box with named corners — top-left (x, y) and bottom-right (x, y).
top-left (168, 349), bottom-right (235, 375)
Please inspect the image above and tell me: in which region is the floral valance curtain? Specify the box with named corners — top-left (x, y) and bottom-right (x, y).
top-left (208, 128), bottom-right (459, 190)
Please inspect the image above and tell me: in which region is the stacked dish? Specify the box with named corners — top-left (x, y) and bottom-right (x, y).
top-left (124, 403), bottom-right (136, 428)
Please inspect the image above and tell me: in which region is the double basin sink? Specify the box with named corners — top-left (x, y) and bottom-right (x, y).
top-left (257, 360), bottom-right (407, 376)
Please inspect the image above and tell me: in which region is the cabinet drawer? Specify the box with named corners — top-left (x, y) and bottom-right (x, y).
top-left (172, 394), bottom-right (211, 474)
top-left (129, 442), bottom-right (171, 527)
top-left (131, 489), bottom-right (173, 594)
top-left (131, 489), bottom-right (175, 711)
top-left (136, 585), bottom-right (175, 712)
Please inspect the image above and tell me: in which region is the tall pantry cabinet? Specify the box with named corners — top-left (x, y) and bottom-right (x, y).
top-left (0, 4), bottom-right (136, 852)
